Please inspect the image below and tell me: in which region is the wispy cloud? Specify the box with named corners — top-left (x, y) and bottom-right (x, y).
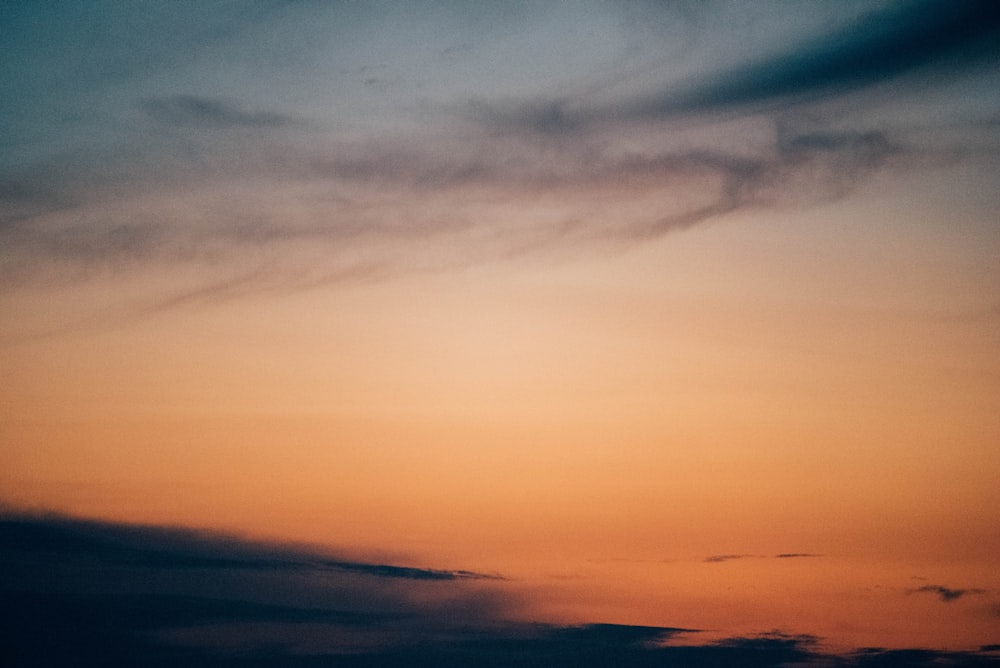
top-left (0, 120), bottom-right (923, 291)
top-left (2, 0), bottom-right (998, 330)
top-left (704, 553), bottom-right (824, 563)
top-left (704, 553), bottom-right (756, 563)
top-left (502, 0), bottom-right (1000, 131)
top-left (774, 553), bottom-right (823, 559)
top-left (908, 585), bottom-right (987, 602)
top-left (140, 95), bottom-right (299, 129)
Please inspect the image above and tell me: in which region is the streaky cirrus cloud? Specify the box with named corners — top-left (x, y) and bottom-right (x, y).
top-left (2, 0), bottom-right (999, 322)
top-left (0, 118), bottom-right (930, 292)
top-left (476, 0), bottom-right (1000, 132)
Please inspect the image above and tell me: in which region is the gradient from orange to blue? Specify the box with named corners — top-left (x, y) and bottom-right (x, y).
top-left (1, 0), bottom-right (999, 660)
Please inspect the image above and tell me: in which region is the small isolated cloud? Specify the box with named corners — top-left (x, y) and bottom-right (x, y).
top-left (704, 553), bottom-right (823, 564)
top-left (908, 585), bottom-right (987, 602)
top-left (704, 554), bottom-right (756, 563)
top-left (774, 553), bottom-right (823, 559)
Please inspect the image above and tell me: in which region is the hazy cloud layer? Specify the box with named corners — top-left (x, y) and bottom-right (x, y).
top-left (0, 118), bottom-right (934, 295)
top-left (2, 0), bottom-right (999, 317)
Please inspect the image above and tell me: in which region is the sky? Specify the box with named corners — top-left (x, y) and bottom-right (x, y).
top-left (1, 0), bottom-right (999, 665)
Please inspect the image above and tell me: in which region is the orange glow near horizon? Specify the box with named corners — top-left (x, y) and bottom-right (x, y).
top-left (3, 4), bottom-right (1000, 663)
top-left (3, 196), bottom-right (998, 650)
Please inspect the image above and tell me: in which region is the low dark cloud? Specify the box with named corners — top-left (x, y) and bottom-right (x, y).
top-left (850, 647), bottom-right (1000, 667)
top-left (0, 510), bottom-right (517, 662)
top-left (908, 585), bottom-right (987, 602)
top-left (0, 513), bottom-right (499, 581)
top-left (2, 512), bottom-right (998, 667)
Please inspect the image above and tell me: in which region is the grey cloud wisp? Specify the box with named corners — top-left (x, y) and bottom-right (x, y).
top-left (1, 0), bottom-right (998, 315)
top-left (909, 584), bottom-right (988, 602)
top-left (489, 0), bottom-right (1000, 131)
top-left (140, 95), bottom-right (299, 129)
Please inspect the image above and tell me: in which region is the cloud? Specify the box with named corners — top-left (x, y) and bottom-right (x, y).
top-left (703, 553), bottom-right (825, 564)
top-left (0, 512), bottom-right (500, 581)
top-left (473, 0), bottom-right (1000, 131)
top-left (703, 554), bottom-right (755, 563)
top-left (774, 553), bottom-right (823, 559)
top-left (0, 510), bottom-right (697, 665)
top-left (140, 95), bottom-right (298, 129)
top-left (3, 511), bottom-right (999, 666)
top-left (0, 121), bottom-right (916, 290)
top-left (908, 585), bottom-right (987, 602)
top-left (638, 0), bottom-right (1000, 118)
top-left (1, 0), bottom-right (998, 336)
top-left (849, 647), bottom-right (995, 668)
top-left (0, 510), bottom-right (517, 659)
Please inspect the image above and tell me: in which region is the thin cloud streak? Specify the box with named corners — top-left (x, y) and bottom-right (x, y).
top-left (140, 95), bottom-right (299, 129)
top-left (703, 554), bottom-right (755, 564)
top-left (908, 585), bottom-right (987, 602)
top-left (704, 553), bottom-right (825, 563)
top-left (0, 121), bottom-right (934, 292)
top-left (485, 0), bottom-right (1000, 132)
top-left (774, 553), bottom-right (823, 559)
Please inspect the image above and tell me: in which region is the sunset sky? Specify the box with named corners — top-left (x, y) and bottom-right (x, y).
top-left (2, 1), bottom-right (999, 665)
